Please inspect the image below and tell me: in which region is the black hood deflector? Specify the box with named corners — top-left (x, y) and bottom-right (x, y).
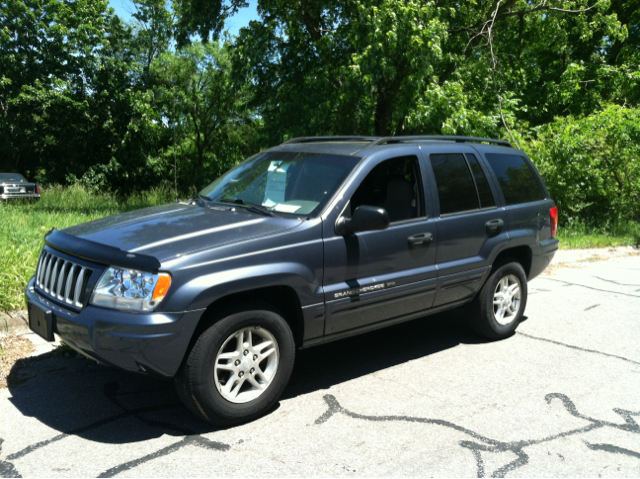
top-left (45, 229), bottom-right (161, 272)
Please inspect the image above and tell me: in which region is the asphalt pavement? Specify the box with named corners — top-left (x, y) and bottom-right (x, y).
top-left (1, 251), bottom-right (639, 478)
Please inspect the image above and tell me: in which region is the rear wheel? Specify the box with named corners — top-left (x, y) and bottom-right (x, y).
top-left (175, 305), bottom-right (295, 426)
top-left (468, 260), bottom-right (528, 340)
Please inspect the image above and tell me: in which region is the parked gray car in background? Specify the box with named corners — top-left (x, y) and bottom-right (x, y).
top-left (26, 136), bottom-right (559, 426)
top-left (0, 173), bottom-right (40, 200)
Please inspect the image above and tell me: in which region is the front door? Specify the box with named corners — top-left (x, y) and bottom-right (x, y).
top-left (322, 152), bottom-right (438, 336)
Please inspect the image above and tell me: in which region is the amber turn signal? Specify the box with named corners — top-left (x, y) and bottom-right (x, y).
top-left (152, 273), bottom-right (172, 301)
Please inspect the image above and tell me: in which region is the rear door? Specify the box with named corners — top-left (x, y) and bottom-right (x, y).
top-left (481, 152), bottom-right (550, 247)
top-left (322, 147), bottom-right (438, 336)
top-left (422, 146), bottom-right (507, 307)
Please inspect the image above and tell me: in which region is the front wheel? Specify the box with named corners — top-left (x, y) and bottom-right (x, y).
top-left (468, 260), bottom-right (528, 340)
top-left (175, 306), bottom-right (295, 426)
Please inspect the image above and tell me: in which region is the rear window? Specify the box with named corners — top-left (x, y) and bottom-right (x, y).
top-left (0, 173), bottom-right (27, 183)
top-left (484, 154), bottom-right (546, 205)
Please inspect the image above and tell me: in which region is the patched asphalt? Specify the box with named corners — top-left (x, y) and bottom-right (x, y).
top-left (1, 252), bottom-right (639, 478)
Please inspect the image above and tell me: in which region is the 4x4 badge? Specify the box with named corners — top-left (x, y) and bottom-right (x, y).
top-left (334, 282), bottom-right (396, 299)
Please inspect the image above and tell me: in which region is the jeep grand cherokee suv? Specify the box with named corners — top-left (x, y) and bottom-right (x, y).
top-left (26, 136), bottom-right (559, 425)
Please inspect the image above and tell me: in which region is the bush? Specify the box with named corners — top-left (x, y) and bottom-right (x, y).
top-left (525, 104), bottom-right (640, 225)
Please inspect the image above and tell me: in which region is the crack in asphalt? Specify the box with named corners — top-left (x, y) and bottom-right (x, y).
top-left (2, 386), bottom-right (639, 477)
top-left (314, 393), bottom-right (640, 478)
top-left (0, 440), bottom-right (20, 479)
top-left (540, 277), bottom-right (640, 298)
top-left (2, 382), bottom-right (232, 478)
top-left (593, 276), bottom-right (640, 287)
top-left (584, 442), bottom-right (640, 459)
top-left (97, 435), bottom-right (230, 478)
top-left (517, 332), bottom-right (640, 366)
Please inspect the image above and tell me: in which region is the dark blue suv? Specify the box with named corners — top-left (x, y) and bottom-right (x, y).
top-left (26, 136), bottom-right (559, 425)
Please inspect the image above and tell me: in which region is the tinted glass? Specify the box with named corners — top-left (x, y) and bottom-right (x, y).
top-left (430, 154), bottom-right (479, 215)
top-left (0, 173), bottom-right (27, 183)
top-left (465, 154), bottom-right (496, 208)
top-left (350, 156), bottom-right (422, 223)
top-left (484, 154), bottom-right (546, 205)
top-left (200, 151), bottom-right (359, 217)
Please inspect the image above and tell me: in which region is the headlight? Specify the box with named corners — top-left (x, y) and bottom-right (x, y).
top-left (90, 267), bottom-right (172, 311)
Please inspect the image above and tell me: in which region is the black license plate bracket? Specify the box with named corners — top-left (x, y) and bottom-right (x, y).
top-left (28, 301), bottom-right (54, 341)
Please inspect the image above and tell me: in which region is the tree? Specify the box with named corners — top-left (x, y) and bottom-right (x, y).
top-left (227, 0), bottom-right (627, 141)
top-left (151, 42), bottom-right (260, 192)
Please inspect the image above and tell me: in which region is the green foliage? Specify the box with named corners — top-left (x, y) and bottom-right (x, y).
top-left (0, 0), bottom-right (639, 227)
top-left (526, 104), bottom-right (640, 224)
top-left (0, 185), bottom-right (173, 311)
top-left (556, 220), bottom-right (640, 249)
top-left (151, 42), bottom-right (261, 192)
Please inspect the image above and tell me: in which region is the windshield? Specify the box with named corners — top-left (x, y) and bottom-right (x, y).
top-left (200, 151), bottom-right (360, 216)
top-left (0, 173), bottom-right (27, 183)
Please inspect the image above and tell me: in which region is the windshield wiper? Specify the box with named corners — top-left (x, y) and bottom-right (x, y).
top-left (189, 193), bottom-right (213, 205)
top-left (219, 198), bottom-right (275, 217)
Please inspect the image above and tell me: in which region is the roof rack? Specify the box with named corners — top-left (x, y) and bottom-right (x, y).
top-left (282, 136), bottom-right (379, 145)
top-left (279, 135), bottom-right (513, 148)
top-left (368, 136), bottom-right (512, 148)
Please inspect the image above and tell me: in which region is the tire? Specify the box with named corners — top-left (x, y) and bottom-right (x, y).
top-left (467, 260), bottom-right (528, 340)
top-left (175, 304), bottom-right (295, 426)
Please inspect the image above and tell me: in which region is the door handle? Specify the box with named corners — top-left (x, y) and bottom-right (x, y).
top-left (408, 232), bottom-right (433, 246)
top-left (485, 218), bottom-right (505, 234)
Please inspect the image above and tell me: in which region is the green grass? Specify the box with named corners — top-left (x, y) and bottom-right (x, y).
top-left (1, 185), bottom-right (638, 311)
top-left (556, 220), bottom-right (640, 250)
top-left (0, 185), bottom-right (173, 311)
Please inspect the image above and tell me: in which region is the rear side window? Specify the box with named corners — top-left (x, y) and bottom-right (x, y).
top-left (484, 154), bottom-right (546, 205)
top-left (430, 154), bottom-right (478, 214)
top-left (466, 154), bottom-right (496, 208)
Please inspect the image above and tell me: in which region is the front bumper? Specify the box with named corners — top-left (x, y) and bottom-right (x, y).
top-left (1, 194), bottom-right (40, 200)
top-left (26, 277), bottom-right (205, 378)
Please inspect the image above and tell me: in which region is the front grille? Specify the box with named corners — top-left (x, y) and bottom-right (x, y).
top-left (35, 251), bottom-right (92, 308)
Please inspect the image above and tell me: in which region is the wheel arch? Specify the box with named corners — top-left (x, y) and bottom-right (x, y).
top-left (492, 245), bottom-right (532, 276)
top-left (188, 285), bottom-right (305, 353)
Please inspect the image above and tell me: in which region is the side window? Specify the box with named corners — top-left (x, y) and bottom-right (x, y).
top-left (465, 154), bottom-right (496, 208)
top-left (430, 154), bottom-right (478, 215)
top-left (484, 154), bottom-right (546, 205)
top-left (350, 156), bottom-right (423, 223)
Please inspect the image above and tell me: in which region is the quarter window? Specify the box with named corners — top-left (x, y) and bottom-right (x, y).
top-left (430, 154), bottom-right (478, 215)
top-left (484, 154), bottom-right (546, 205)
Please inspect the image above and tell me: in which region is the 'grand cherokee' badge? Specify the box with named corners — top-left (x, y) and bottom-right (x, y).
top-left (334, 282), bottom-right (396, 299)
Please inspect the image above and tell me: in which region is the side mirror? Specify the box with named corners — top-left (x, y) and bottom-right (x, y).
top-left (335, 205), bottom-right (390, 236)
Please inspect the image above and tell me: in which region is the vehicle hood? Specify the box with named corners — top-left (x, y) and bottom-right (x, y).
top-left (63, 203), bottom-right (304, 261)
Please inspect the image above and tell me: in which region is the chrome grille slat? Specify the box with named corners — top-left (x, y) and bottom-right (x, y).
top-left (34, 251), bottom-right (92, 309)
top-left (49, 258), bottom-right (61, 293)
top-left (41, 253), bottom-right (51, 287)
top-left (74, 268), bottom-right (87, 307)
top-left (56, 261), bottom-right (68, 299)
top-left (37, 253), bottom-right (45, 287)
top-left (43, 256), bottom-right (54, 293)
top-left (64, 265), bottom-right (78, 303)
top-left (35, 253), bottom-right (45, 287)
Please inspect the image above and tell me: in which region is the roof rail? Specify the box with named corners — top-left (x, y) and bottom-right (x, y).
top-left (281, 136), bottom-right (379, 145)
top-left (368, 136), bottom-right (512, 148)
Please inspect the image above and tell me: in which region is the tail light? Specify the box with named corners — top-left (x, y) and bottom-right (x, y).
top-left (36, 184), bottom-right (40, 195)
top-left (550, 206), bottom-right (558, 238)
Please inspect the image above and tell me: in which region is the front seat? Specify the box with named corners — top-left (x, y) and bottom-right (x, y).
top-left (381, 177), bottom-right (415, 222)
